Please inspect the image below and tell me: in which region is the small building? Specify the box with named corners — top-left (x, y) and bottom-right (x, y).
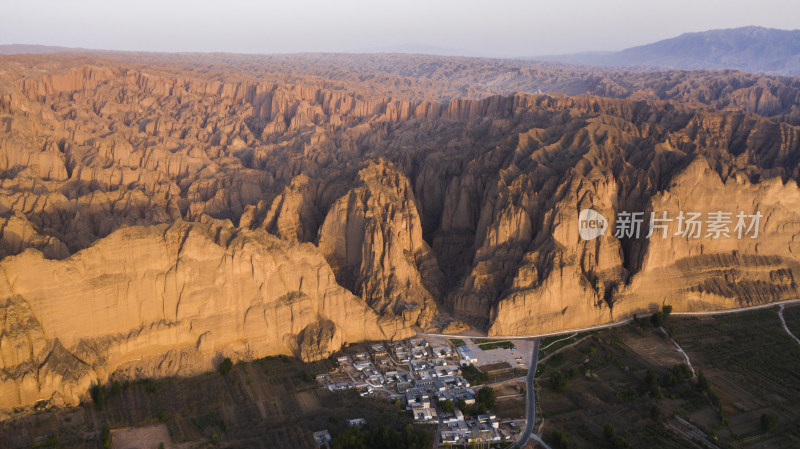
top-left (415, 378), bottom-right (436, 388)
top-left (411, 404), bottom-right (435, 421)
top-left (477, 413), bottom-right (497, 424)
top-left (394, 348), bottom-right (410, 362)
top-left (357, 385), bottom-right (374, 397)
top-left (432, 346), bottom-right (452, 357)
top-left (453, 389), bottom-right (476, 405)
top-left (313, 430), bottom-right (332, 446)
top-left (348, 418), bottom-right (367, 427)
top-left (370, 343), bottom-right (387, 356)
top-left (409, 337), bottom-right (428, 347)
top-left (411, 347), bottom-right (428, 359)
top-left (328, 381), bottom-right (353, 391)
top-left (352, 361), bottom-right (372, 371)
top-left (457, 346), bottom-right (477, 364)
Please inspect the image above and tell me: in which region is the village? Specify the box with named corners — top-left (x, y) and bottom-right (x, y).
top-left (315, 335), bottom-right (536, 447)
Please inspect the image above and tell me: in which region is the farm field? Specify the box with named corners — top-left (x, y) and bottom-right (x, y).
top-left (0, 356), bottom-right (427, 449)
top-left (536, 306), bottom-right (800, 449)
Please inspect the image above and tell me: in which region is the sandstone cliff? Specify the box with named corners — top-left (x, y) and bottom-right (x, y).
top-left (2, 55), bottom-right (800, 411)
top-left (316, 162), bottom-right (444, 327)
top-left (0, 221), bottom-right (410, 408)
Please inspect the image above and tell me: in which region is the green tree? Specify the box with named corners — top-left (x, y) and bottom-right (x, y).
top-left (662, 371), bottom-right (678, 387)
top-left (461, 364), bottom-right (489, 385)
top-left (90, 384), bottom-right (107, 410)
top-left (696, 370), bottom-right (710, 392)
top-left (332, 425), bottom-right (366, 449)
top-left (101, 425), bottom-right (111, 449)
top-left (761, 412), bottom-right (779, 432)
top-left (612, 437), bottom-right (633, 449)
top-left (551, 371), bottom-right (568, 393)
top-left (644, 370), bottom-right (662, 399)
top-left (438, 399), bottom-right (455, 413)
top-left (218, 357), bottom-right (233, 375)
top-left (476, 386), bottom-right (497, 409)
top-left (603, 423), bottom-right (615, 440)
top-left (551, 430), bottom-right (569, 448)
top-left (650, 311), bottom-right (664, 327)
top-left (651, 404), bottom-right (663, 422)
top-left (672, 363), bottom-right (693, 381)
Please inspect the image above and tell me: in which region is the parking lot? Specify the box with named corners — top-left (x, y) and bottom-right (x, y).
top-left (462, 338), bottom-right (535, 370)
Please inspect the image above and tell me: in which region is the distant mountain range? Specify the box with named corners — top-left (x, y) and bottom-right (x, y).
top-left (538, 26), bottom-right (800, 77)
top-left (3, 26), bottom-right (799, 77)
top-left (0, 44), bottom-right (78, 55)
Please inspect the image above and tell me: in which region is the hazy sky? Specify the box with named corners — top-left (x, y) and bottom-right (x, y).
top-left (2, 0), bottom-right (799, 57)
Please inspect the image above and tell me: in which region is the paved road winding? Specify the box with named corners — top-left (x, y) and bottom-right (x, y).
top-left (421, 299), bottom-right (800, 342)
top-left (517, 338), bottom-right (548, 448)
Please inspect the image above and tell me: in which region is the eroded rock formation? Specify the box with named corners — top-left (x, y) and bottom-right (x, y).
top-left (1, 54), bottom-right (800, 410)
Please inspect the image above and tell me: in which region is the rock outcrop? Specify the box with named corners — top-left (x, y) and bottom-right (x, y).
top-left (317, 162), bottom-right (444, 327)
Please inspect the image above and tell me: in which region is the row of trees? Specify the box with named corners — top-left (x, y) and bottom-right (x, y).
top-left (331, 424), bottom-right (429, 449)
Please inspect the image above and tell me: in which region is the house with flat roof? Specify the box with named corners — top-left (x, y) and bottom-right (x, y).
top-left (348, 418), bottom-right (367, 427)
top-left (411, 404), bottom-right (435, 422)
top-left (313, 430), bottom-right (332, 446)
top-left (432, 346), bottom-right (452, 357)
top-left (457, 346), bottom-right (477, 364)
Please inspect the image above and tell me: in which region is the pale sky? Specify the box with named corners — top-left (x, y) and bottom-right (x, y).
top-left (1, 0), bottom-right (799, 57)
